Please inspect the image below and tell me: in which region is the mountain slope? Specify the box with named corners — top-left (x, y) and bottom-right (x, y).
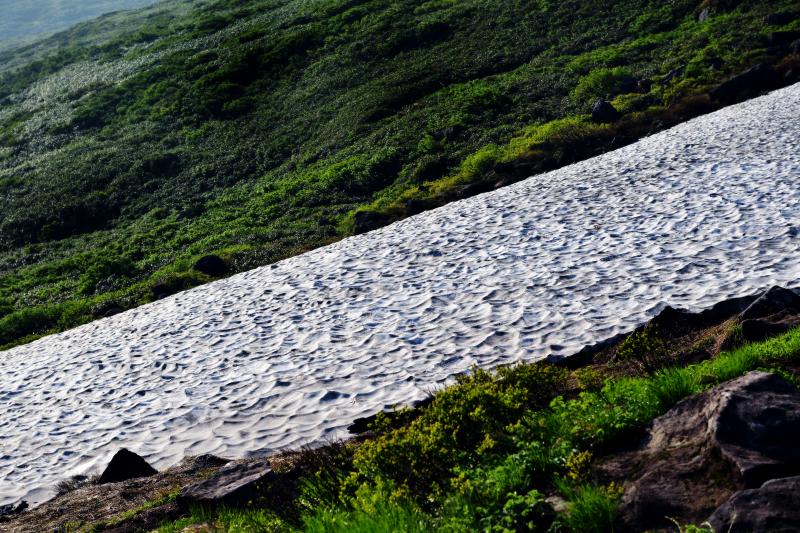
top-left (0, 0), bottom-right (160, 51)
top-left (0, 0), bottom-right (798, 349)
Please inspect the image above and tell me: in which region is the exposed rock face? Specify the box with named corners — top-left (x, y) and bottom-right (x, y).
top-left (600, 372), bottom-right (800, 531)
top-left (590, 99), bottom-right (621, 123)
top-left (739, 286), bottom-right (800, 320)
top-left (98, 449), bottom-right (158, 484)
top-left (741, 316), bottom-right (800, 343)
top-left (710, 63), bottom-right (781, 103)
top-left (179, 460), bottom-right (276, 507)
top-left (193, 255), bottom-right (229, 277)
top-left (707, 476), bottom-right (800, 533)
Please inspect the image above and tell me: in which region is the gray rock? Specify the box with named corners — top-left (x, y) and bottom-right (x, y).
top-left (179, 460), bottom-right (276, 507)
top-left (739, 286), bottom-right (800, 320)
top-left (708, 476), bottom-right (800, 532)
top-left (591, 99), bottom-right (620, 123)
top-left (99, 449), bottom-right (158, 484)
top-left (601, 372), bottom-right (800, 531)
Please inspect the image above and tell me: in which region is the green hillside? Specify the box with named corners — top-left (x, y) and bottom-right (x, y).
top-left (0, 0), bottom-right (798, 349)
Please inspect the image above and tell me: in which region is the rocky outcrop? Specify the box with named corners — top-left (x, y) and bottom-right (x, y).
top-left (591, 99), bottom-right (621, 123)
top-left (193, 255), bottom-right (229, 277)
top-left (352, 210), bottom-right (392, 234)
top-left (707, 476), bottom-right (800, 533)
top-left (179, 460), bottom-right (276, 508)
top-left (739, 286), bottom-right (800, 320)
top-left (98, 449), bottom-right (158, 484)
top-left (600, 372), bottom-right (800, 531)
top-left (0, 501), bottom-right (27, 521)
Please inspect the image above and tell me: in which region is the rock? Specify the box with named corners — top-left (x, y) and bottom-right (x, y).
top-left (739, 286), bottom-right (800, 320)
top-left (352, 210), bottom-right (391, 234)
top-left (99, 449), bottom-right (158, 484)
top-left (710, 63), bottom-right (781, 103)
top-left (404, 199), bottom-right (436, 216)
top-left (660, 67), bottom-right (684, 84)
top-left (707, 476), bottom-right (800, 532)
top-left (698, 7), bottom-right (711, 22)
top-left (179, 460), bottom-right (276, 507)
top-left (0, 500), bottom-right (28, 520)
top-left (792, 39), bottom-right (800, 55)
top-left (458, 180), bottom-right (494, 199)
top-left (590, 99), bottom-right (621, 123)
top-left (601, 372), bottom-right (800, 531)
top-left (741, 315), bottom-right (800, 343)
top-left (192, 255), bottom-right (228, 277)
top-left (92, 302), bottom-right (125, 319)
top-left (431, 125), bottom-right (463, 142)
top-left (764, 12), bottom-right (798, 26)
top-left (617, 75), bottom-right (639, 94)
top-left (768, 30), bottom-right (800, 47)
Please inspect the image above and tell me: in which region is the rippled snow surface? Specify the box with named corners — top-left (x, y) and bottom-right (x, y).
top-left (3, 84), bottom-right (800, 506)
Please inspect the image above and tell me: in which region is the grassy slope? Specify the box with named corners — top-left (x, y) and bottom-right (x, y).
top-left (146, 327), bottom-right (800, 532)
top-left (0, 0), bottom-right (798, 349)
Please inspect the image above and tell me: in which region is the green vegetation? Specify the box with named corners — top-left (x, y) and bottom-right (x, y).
top-left (0, 0), bottom-right (798, 349)
top-left (152, 326), bottom-right (800, 531)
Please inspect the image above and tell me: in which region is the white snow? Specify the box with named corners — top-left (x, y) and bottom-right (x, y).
top-left (2, 83), bottom-right (800, 506)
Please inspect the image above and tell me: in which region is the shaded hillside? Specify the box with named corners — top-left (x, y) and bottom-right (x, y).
top-left (0, 0), bottom-right (798, 349)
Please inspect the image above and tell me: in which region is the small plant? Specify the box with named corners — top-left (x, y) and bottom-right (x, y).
top-left (556, 481), bottom-right (622, 533)
top-left (616, 325), bottom-right (670, 372)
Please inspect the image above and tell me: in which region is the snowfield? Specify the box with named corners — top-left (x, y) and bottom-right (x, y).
top-left (2, 84), bottom-right (800, 506)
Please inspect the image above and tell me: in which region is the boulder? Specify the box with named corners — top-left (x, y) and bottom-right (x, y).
top-left (179, 460), bottom-right (276, 507)
top-left (764, 12), bottom-right (798, 26)
top-left (0, 500), bottom-right (28, 520)
top-left (710, 63), bottom-right (781, 103)
top-left (193, 255), bottom-right (229, 277)
top-left (404, 199), bottom-right (436, 216)
top-left (600, 372), bottom-right (800, 531)
top-left (590, 99), bottom-right (620, 123)
top-left (99, 449), bottom-right (158, 484)
top-left (741, 315), bottom-right (800, 343)
top-left (617, 75), bottom-right (639, 94)
top-left (768, 30), bottom-right (800, 47)
top-left (707, 476), bottom-right (800, 532)
top-left (352, 210), bottom-right (391, 234)
top-left (739, 286), bottom-right (800, 320)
